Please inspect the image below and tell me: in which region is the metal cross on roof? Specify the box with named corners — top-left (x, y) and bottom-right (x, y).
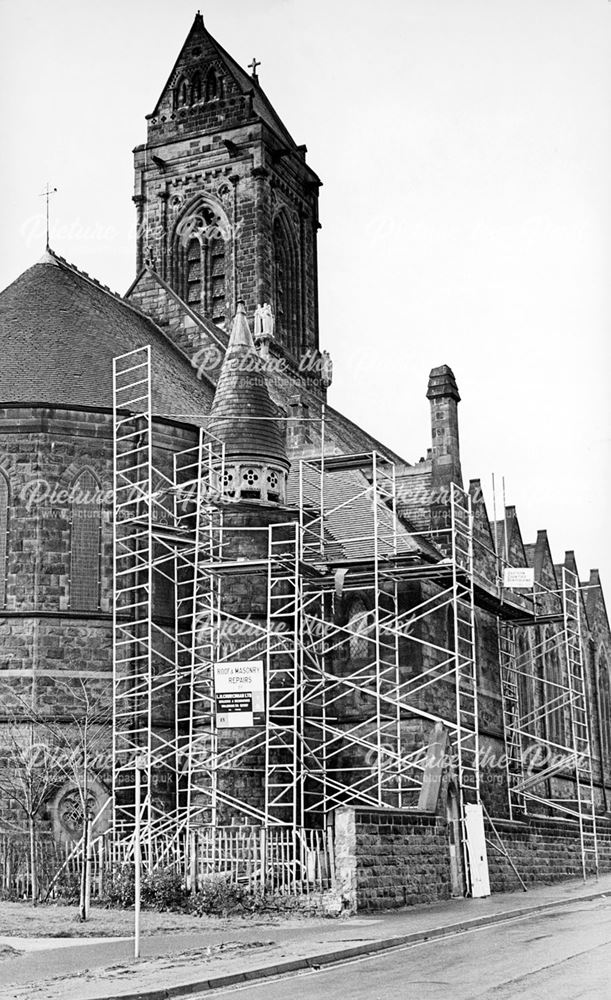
top-left (39, 182), bottom-right (58, 249)
top-left (248, 57), bottom-right (261, 79)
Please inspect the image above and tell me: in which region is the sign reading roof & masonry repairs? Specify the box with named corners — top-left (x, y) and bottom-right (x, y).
top-left (214, 660), bottom-right (265, 728)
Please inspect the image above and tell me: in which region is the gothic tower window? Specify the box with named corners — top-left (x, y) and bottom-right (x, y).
top-left (191, 71), bottom-right (202, 103)
top-left (70, 470), bottom-right (101, 612)
top-left (0, 471), bottom-right (8, 609)
top-left (172, 201), bottom-right (229, 327)
top-left (273, 213), bottom-right (300, 357)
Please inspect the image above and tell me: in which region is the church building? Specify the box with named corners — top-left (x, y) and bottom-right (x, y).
top-left (0, 13), bottom-right (610, 910)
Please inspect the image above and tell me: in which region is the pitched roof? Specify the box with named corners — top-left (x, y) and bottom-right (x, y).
top-left (0, 251), bottom-right (215, 417)
top-left (207, 303), bottom-right (288, 467)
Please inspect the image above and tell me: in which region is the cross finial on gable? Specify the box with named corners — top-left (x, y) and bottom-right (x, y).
top-left (248, 57), bottom-right (261, 80)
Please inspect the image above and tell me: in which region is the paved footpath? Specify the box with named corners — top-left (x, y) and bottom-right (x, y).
top-left (0, 875), bottom-right (610, 1000)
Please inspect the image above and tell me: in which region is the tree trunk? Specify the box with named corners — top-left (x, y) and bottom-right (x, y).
top-left (28, 815), bottom-right (38, 902)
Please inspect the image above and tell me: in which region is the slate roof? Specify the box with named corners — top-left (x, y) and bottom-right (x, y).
top-left (287, 464), bottom-right (439, 563)
top-left (394, 466), bottom-right (434, 533)
top-left (0, 251), bottom-right (215, 418)
top-left (207, 303), bottom-right (288, 467)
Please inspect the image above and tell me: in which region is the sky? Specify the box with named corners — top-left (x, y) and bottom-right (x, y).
top-left (0, 0), bottom-right (609, 588)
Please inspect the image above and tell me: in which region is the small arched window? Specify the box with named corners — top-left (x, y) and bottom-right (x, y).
top-left (70, 470), bottom-right (101, 611)
top-left (174, 76), bottom-right (189, 108)
top-left (191, 71), bottom-right (202, 103)
top-left (205, 68), bottom-right (219, 102)
top-left (0, 471), bottom-right (9, 609)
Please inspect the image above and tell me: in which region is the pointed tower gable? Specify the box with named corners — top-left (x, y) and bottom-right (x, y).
top-left (147, 13), bottom-right (296, 147)
top-left (133, 14), bottom-right (322, 363)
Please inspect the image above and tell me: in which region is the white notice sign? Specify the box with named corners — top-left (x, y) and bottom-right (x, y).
top-left (503, 567), bottom-right (535, 589)
top-left (214, 660), bottom-right (265, 729)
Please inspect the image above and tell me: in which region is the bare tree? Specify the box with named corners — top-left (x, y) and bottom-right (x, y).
top-left (0, 720), bottom-right (57, 900)
top-left (0, 679), bottom-right (112, 913)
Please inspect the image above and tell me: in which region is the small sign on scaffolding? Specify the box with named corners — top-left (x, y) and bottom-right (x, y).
top-left (214, 660), bottom-right (265, 728)
top-left (503, 567), bottom-right (535, 589)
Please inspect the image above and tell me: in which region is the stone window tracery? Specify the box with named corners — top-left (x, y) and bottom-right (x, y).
top-left (173, 203), bottom-right (228, 326)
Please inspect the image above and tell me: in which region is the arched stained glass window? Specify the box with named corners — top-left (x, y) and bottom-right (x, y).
top-left (70, 470), bottom-right (101, 611)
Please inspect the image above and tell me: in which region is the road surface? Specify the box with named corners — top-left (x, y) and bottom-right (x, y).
top-left (202, 897), bottom-right (611, 999)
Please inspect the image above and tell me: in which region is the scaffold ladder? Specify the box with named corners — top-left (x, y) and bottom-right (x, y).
top-left (265, 522), bottom-right (302, 828)
top-left (451, 484), bottom-right (479, 805)
top-left (498, 621), bottom-right (525, 821)
top-left (450, 483), bottom-right (487, 896)
top-left (112, 346), bottom-right (154, 837)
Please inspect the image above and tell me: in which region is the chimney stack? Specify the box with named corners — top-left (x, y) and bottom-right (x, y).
top-left (426, 365), bottom-right (462, 491)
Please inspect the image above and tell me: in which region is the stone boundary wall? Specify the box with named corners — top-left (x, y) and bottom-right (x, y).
top-left (334, 806), bottom-right (611, 913)
top-left (334, 806), bottom-right (451, 912)
top-left (486, 815), bottom-right (611, 892)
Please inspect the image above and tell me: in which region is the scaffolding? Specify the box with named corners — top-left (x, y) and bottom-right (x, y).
top-left (497, 566), bottom-right (598, 879)
top-left (111, 346), bottom-right (599, 892)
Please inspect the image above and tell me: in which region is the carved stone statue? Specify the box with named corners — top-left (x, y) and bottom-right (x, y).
top-left (254, 302), bottom-right (275, 358)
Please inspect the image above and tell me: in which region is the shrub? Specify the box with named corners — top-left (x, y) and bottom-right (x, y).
top-left (143, 867), bottom-right (184, 911)
top-left (186, 875), bottom-right (252, 916)
top-left (103, 864), bottom-right (136, 909)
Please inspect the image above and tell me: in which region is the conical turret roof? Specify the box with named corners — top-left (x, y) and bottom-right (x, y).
top-left (207, 303), bottom-right (288, 468)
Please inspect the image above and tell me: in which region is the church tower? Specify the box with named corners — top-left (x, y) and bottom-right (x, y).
top-left (133, 12), bottom-right (322, 362)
